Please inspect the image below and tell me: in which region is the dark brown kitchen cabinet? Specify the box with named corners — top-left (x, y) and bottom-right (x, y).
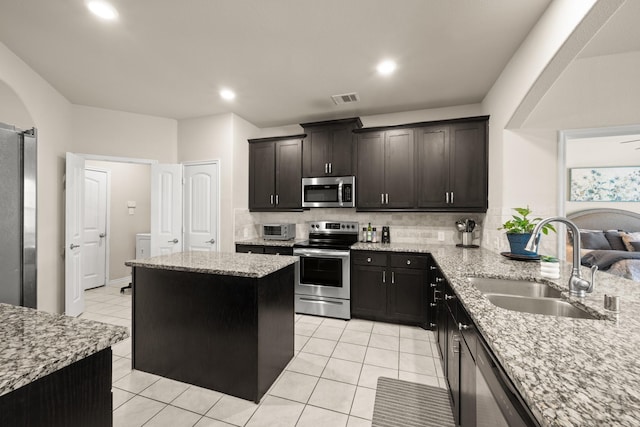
top-left (301, 118), bottom-right (362, 177)
top-left (351, 250), bottom-right (428, 326)
top-left (416, 118), bottom-right (488, 211)
top-left (235, 244), bottom-right (293, 255)
top-left (248, 135), bottom-right (304, 211)
top-left (355, 129), bottom-right (415, 209)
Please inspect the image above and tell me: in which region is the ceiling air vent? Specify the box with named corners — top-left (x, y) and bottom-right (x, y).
top-left (331, 92), bottom-right (360, 105)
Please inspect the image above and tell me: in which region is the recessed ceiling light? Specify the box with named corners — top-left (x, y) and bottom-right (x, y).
top-left (87, 1), bottom-right (119, 20)
top-left (220, 89), bottom-right (236, 101)
top-left (376, 60), bottom-right (397, 76)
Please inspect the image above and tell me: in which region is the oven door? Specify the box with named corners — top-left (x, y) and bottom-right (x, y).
top-left (293, 248), bottom-right (350, 300)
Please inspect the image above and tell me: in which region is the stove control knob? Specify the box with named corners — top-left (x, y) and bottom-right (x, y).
top-left (341, 225), bottom-right (345, 229)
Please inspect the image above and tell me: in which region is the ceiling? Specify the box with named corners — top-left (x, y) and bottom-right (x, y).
top-left (0, 0), bottom-right (552, 127)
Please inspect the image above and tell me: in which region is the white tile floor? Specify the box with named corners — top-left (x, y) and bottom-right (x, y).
top-left (80, 284), bottom-right (446, 427)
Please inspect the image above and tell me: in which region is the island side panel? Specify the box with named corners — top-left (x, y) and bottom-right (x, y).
top-left (257, 264), bottom-right (295, 399)
top-left (0, 348), bottom-right (112, 427)
top-left (132, 267), bottom-right (259, 401)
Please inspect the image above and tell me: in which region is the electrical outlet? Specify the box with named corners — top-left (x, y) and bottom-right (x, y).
top-left (438, 231), bottom-right (445, 241)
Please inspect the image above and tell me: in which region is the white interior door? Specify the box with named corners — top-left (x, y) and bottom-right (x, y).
top-left (65, 152), bottom-right (85, 317)
top-left (82, 168), bottom-right (108, 290)
top-left (184, 162), bottom-right (219, 252)
top-left (151, 164), bottom-right (183, 256)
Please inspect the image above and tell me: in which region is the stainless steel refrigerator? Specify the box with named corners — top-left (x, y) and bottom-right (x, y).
top-left (0, 122), bottom-right (37, 308)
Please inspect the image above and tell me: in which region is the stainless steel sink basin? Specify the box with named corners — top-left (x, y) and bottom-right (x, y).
top-left (468, 277), bottom-right (563, 298)
top-left (485, 294), bottom-right (597, 320)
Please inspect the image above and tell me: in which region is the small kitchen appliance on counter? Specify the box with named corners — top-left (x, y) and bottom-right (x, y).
top-left (262, 223), bottom-right (296, 240)
top-left (381, 226), bottom-right (391, 243)
top-left (456, 218), bottom-right (479, 248)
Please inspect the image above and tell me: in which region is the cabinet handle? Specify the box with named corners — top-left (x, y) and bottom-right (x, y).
top-left (430, 283), bottom-right (437, 288)
top-left (381, 193), bottom-right (384, 204)
top-left (270, 194), bottom-right (274, 205)
top-left (430, 322), bottom-right (437, 328)
top-left (430, 303), bottom-right (437, 307)
top-left (391, 271), bottom-right (395, 284)
top-left (435, 277), bottom-right (444, 283)
top-left (458, 323), bottom-right (470, 331)
top-left (275, 194), bottom-right (279, 205)
top-left (367, 257), bottom-right (372, 263)
top-left (406, 260), bottom-right (411, 265)
top-left (445, 294), bottom-right (455, 300)
top-left (446, 192), bottom-right (449, 204)
top-left (429, 265), bottom-right (437, 271)
top-left (325, 163), bottom-right (328, 174)
top-left (385, 193), bottom-right (389, 204)
top-left (383, 271), bottom-right (386, 283)
top-left (329, 163), bottom-right (332, 174)
top-left (451, 192), bottom-right (454, 204)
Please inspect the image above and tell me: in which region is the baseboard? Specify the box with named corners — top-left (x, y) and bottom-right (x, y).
top-left (108, 276), bottom-right (131, 287)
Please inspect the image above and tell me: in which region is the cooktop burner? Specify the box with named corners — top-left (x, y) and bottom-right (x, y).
top-left (293, 220), bottom-right (359, 250)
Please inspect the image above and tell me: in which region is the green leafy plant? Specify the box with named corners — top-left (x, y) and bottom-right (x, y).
top-left (498, 207), bottom-right (556, 235)
top-left (540, 255), bottom-right (559, 262)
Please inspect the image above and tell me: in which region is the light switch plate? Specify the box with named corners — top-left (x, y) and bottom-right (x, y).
top-left (438, 231), bottom-right (445, 241)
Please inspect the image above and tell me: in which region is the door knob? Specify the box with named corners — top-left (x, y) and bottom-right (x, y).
top-left (168, 238), bottom-right (179, 244)
top-left (69, 243), bottom-right (80, 250)
top-left (205, 239), bottom-right (215, 244)
top-left (99, 233), bottom-right (106, 238)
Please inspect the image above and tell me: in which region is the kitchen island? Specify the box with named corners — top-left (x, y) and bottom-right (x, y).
top-left (0, 303), bottom-right (128, 427)
top-left (352, 242), bottom-right (640, 427)
top-left (125, 251), bottom-right (298, 403)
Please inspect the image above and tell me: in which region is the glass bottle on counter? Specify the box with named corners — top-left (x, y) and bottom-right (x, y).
top-left (362, 227), bottom-right (367, 242)
top-left (367, 223), bottom-right (372, 242)
top-left (372, 227), bottom-right (378, 243)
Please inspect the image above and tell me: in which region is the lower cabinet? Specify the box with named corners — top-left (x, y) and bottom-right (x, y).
top-left (351, 250), bottom-right (430, 327)
top-left (235, 244), bottom-right (293, 255)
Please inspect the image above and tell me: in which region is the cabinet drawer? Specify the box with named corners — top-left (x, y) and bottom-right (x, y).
top-left (236, 244), bottom-right (265, 254)
top-left (351, 251), bottom-right (387, 266)
top-left (389, 253), bottom-right (429, 269)
top-left (263, 246), bottom-right (293, 255)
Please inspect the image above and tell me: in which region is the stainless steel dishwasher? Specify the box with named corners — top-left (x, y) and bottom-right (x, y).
top-left (476, 339), bottom-right (540, 427)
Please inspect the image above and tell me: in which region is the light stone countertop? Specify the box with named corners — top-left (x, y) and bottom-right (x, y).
top-left (126, 251), bottom-right (298, 278)
top-left (236, 238), bottom-right (305, 247)
top-left (352, 243), bottom-right (640, 427)
top-left (0, 303), bottom-right (128, 397)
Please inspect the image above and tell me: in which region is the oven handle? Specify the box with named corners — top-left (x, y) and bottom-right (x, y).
top-left (299, 297), bottom-right (343, 306)
top-left (338, 182), bottom-right (343, 205)
top-left (293, 248), bottom-right (350, 258)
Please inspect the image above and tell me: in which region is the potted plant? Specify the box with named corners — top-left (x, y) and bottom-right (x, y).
top-left (499, 207), bottom-right (556, 256)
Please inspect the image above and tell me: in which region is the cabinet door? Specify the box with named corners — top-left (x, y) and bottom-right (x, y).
top-left (459, 337), bottom-right (476, 427)
top-left (302, 128), bottom-right (330, 177)
top-left (329, 127), bottom-right (354, 176)
top-left (449, 121), bottom-right (487, 210)
top-left (356, 132), bottom-right (385, 208)
top-left (384, 129), bottom-right (415, 208)
top-left (249, 141), bottom-right (276, 210)
top-left (351, 264), bottom-right (387, 319)
top-left (236, 244), bottom-right (265, 254)
top-left (275, 138), bottom-right (302, 209)
top-left (416, 126), bottom-right (449, 208)
top-left (387, 268), bottom-right (425, 323)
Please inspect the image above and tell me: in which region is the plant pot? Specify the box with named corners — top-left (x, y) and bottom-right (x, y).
top-left (506, 233), bottom-right (538, 256)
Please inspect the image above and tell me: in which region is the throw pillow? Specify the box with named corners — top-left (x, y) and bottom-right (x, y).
top-left (604, 231), bottom-right (628, 251)
top-left (621, 231), bottom-right (640, 252)
top-left (579, 231), bottom-right (611, 250)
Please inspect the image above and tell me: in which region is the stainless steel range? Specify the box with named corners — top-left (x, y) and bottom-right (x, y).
top-left (293, 220), bottom-right (359, 320)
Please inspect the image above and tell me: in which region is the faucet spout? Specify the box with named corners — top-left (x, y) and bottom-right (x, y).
top-left (525, 216), bottom-right (595, 297)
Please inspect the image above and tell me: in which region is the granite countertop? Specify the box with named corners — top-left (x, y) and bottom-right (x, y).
top-left (356, 243), bottom-right (640, 426)
top-left (0, 303), bottom-right (128, 397)
top-left (236, 238), bottom-right (305, 247)
top-left (126, 251), bottom-right (298, 278)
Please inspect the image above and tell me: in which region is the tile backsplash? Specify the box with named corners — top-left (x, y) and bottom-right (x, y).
top-left (234, 208), bottom-right (486, 246)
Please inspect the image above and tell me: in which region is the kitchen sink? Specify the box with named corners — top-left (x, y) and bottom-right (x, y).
top-left (468, 277), bottom-right (563, 298)
top-left (484, 294), bottom-right (598, 320)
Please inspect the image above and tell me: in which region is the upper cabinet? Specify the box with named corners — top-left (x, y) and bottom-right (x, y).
top-left (416, 119), bottom-right (488, 211)
top-left (301, 117), bottom-right (362, 177)
top-left (248, 135), bottom-right (304, 211)
top-left (356, 129), bottom-right (415, 209)
top-left (355, 116), bottom-right (488, 212)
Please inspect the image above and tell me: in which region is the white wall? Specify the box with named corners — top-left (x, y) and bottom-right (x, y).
top-left (0, 81), bottom-right (34, 129)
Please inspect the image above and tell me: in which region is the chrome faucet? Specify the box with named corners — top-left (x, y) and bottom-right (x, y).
top-left (525, 217), bottom-right (597, 297)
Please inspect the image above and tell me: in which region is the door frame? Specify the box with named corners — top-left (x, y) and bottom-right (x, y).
top-left (83, 166), bottom-right (111, 289)
top-left (182, 159), bottom-right (221, 253)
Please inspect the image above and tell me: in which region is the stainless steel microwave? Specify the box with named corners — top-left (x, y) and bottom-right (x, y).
top-left (302, 176), bottom-right (355, 208)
